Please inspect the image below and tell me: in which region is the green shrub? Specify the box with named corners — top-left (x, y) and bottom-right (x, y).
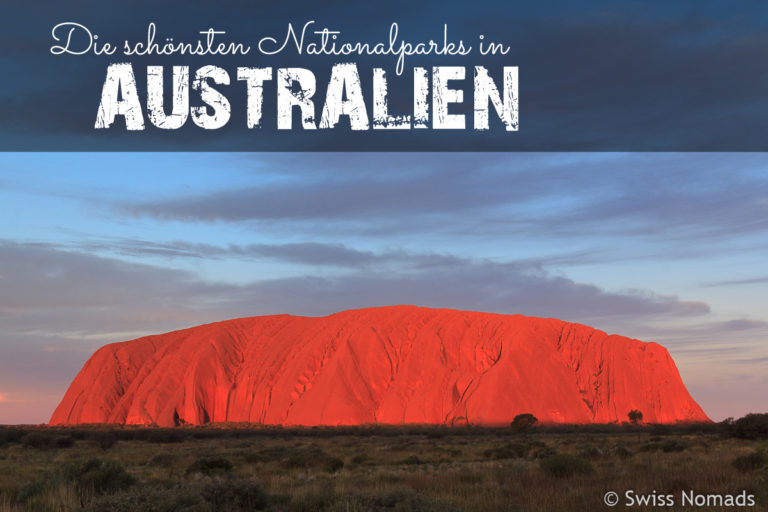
top-left (289, 491), bottom-right (339, 512)
top-left (281, 448), bottom-right (344, 473)
top-left (539, 454), bottom-right (595, 478)
top-left (732, 451), bottom-right (768, 472)
top-left (200, 478), bottom-right (269, 510)
top-left (531, 446), bottom-right (558, 459)
top-left (20, 432), bottom-right (74, 449)
top-left (370, 489), bottom-right (452, 511)
top-left (399, 455), bottom-right (423, 465)
top-left (245, 445), bottom-right (288, 463)
top-left (426, 429), bottom-right (446, 439)
top-left (66, 458), bottom-right (136, 495)
top-left (186, 457), bottom-right (233, 477)
top-left (638, 439), bottom-right (688, 453)
top-left (511, 413), bottom-right (538, 432)
top-left (84, 485), bottom-right (211, 512)
top-left (0, 427), bottom-right (26, 445)
top-left (145, 429), bottom-right (186, 443)
top-left (323, 456), bottom-right (344, 473)
top-left (483, 443), bottom-right (527, 460)
top-left (147, 453), bottom-right (177, 468)
top-left (16, 479), bottom-right (47, 504)
top-left (50, 435), bottom-right (76, 448)
top-left (578, 444), bottom-right (603, 458)
top-left (730, 413), bottom-right (768, 440)
top-left (661, 439), bottom-right (688, 452)
top-left (628, 409), bottom-right (644, 424)
top-left (613, 443), bottom-right (634, 459)
top-left (89, 431), bottom-right (118, 451)
top-left (349, 489), bottom-right (458, 512)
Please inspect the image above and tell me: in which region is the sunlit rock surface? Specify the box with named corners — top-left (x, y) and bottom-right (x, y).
top-left (50, 306), bottom-right (709, 426)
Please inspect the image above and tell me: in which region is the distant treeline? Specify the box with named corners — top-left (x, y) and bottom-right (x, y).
top-left (2, 413), bottom-right (767, 447)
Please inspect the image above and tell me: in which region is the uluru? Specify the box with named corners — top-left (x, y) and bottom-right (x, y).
top-left (50, 306), bottom-right (709, 426)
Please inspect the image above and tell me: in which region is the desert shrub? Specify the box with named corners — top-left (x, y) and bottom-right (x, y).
top-left (20, 432), bottom-right (74, 449)
top-left (281, 448), bottom-right (344, 473)
top-left (89, 431), bottom-right (118, 451)
top-left (245, 445), bottom-right (288, 463)
top-left (426, 429), bottom-right (446, 439)
top-left (147, 453), bottom-right (177, 468)
top-left (350, 489), bottom-right (458, 512)
top-left (270, 493), bottom-right (292, 507)
top-left (539, 454), bottom-right (595, 478)
top-left (661, 439), bottom-right (688, 452)
top-left (146, 429), bottom-right (186, 443)
top-left (51, 435), bottom-right (76, 448)
top-left (321, 454), bottom-right (345, 472)
top-left (730, 413), bottom-right (768, 440)
top-left (20, 432), bottom-right (53, 449)
top-left (84, 484), bottom-right (211, 512)
top-left (483, 442), bottom-right (527, 460)
top-left (638, 442), bottom-right (662, 452)
top-left (511, 413), bottom-right (538, 432)
top-left (65, 458), bottom-right (136, 496)
top-left (637, 439), bottom-right (688, 453)
top-left (16, 479), bottom-right (47, 504)
top-left (578, 444), bottom-right (604, 458)
top-left (0, 427), bottom-right (25, 445)
top-left (531, 446), bottom-right (558, 459)
top-left (732, 451), bottom-right (768, 472)
top-left (660, 476), bottom-right (693, 494)
top-left (67, 429), bottom-right (88, 440)
top-left (399, 455), bottom-right (423, 465)
top-left (289, 491), bottom-right (339, 512)
top-left (613, 443), bottom-right (634, 459)
top-left (186, 457), bottom-right (233, 477)
top-left (628, 409), bottom-right (644, 424)
top-left (200, 478), bottom-right (269, 510)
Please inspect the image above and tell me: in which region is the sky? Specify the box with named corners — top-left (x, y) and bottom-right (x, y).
top-left (0, 152), bottom-right (766, 424)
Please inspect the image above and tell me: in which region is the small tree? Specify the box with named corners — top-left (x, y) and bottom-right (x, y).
top-left (511, 413), bottom-right (538, 432)
top-left (628, 409), bottom-right (643, 425)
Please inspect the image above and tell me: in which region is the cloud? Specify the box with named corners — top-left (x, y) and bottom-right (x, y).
top-left (717, 319), bottom-right (768, 331)
top-left (0, 238), bottom-right (709, 337)
top-left (702, 276), bottom-right (768, 288)
top-left (74, 238), bottom-right (383, 268)
top-left (730, 356), bottom-right (768, 365)
top-left (120, 153), bottom-right (768, 250)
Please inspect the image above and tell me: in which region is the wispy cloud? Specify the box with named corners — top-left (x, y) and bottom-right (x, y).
top-left (702, 276), bottom-right (768, 288)
top-left (0, 239), bottom-right (709, 331)
top-left (119, 153), bottom-right (768, 247)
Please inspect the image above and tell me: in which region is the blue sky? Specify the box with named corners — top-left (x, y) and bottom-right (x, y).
top-left (0, 152), bottom-right (767, 423)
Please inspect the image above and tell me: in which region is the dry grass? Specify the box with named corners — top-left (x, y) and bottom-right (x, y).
top-left (0, 426), bottom-right (766, 511)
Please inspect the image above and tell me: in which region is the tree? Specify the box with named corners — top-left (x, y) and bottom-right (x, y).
top-left (628, 409), bottom-right (643, 425)
top-left (511, 413), bottom-right (538, 432)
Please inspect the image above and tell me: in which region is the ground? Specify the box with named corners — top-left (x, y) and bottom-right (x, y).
top-left (0, 423), bottom-right (766, 511)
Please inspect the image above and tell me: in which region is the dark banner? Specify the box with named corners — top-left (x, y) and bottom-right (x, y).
top-left (3, 0), bottom-right (768, 150)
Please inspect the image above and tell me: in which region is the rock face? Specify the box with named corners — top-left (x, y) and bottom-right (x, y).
top-left (50, 306), bottom-right (709, 426)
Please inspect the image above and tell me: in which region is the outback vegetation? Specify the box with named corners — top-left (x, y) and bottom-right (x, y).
top-left (0, 414), bottom-right (766, 511)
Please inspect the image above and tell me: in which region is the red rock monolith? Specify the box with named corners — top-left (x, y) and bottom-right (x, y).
top-left (50, 306), bottom-right (709, 426)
